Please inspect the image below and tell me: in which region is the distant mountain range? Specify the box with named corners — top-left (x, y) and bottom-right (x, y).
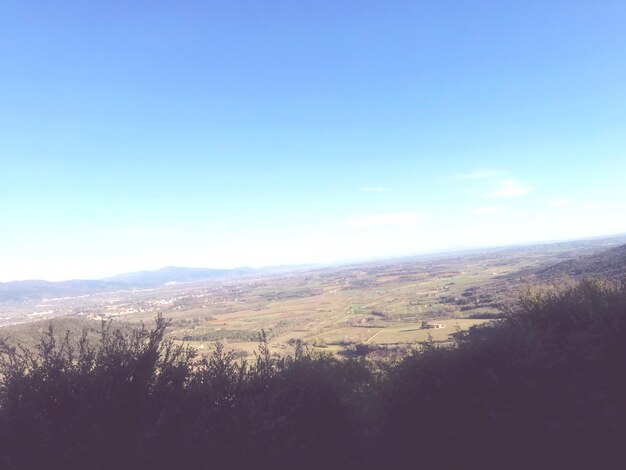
top-left (0, 279), bottom-right (126, 303)
top-left (102, 266), bottom-right (258, 287)
top-left (0, 266), bottom-right (262, 303)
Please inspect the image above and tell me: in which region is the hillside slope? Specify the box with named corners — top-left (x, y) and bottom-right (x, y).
top-left (537, 243), bottom-right (626, 280)
top-left (447, 243), bottom-right (626, 314)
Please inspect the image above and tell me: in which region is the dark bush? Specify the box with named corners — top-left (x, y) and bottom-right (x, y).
top-left (1, 280), bottom-right (626, 469)
top-left (374, 279), bottom-right (626, 468)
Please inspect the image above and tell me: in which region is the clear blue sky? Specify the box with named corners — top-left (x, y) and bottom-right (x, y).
top-left (1, 1), bottom-right (625, 281)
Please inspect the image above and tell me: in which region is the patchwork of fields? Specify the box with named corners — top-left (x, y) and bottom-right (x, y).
top-left (1, 238), bottom-right (622, 358)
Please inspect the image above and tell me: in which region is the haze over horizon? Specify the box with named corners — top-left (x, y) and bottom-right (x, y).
top-left (2, 1), bottom-right (626, 282)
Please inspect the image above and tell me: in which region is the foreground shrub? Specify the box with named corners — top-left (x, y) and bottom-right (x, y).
top-left (375, 279), bottom-right (626, 467)
top-left (1, 279), bottom-right (626, 469)
top-left (0, 319), bottom-right (372, 470)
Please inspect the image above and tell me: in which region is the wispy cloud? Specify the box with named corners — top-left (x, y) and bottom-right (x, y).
top-left (468, 205), bottom-right (504, 215)
top-left (346, 212), bottom-right (425, 228)
top-left (488, 179), bottom-right (532, 198)
top-left (358, 187), bottom-right (388, 192)
top-left (546, 198), bottom-right (571, 207)
top-left (457, 168), bottom-right (501, 180)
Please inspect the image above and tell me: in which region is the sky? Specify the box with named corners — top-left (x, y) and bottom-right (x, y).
top-left (1, 0), bottom-right (626, 281)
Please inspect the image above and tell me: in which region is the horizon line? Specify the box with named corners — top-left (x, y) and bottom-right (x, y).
top-left (2, 232), bottom-right (625, 284)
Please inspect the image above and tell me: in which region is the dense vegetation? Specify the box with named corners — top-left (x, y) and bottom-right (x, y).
top-left (1, 279), bottom-right (625, 469)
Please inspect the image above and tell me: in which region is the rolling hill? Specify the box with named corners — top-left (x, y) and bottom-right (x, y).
top-left (537, 243), bottom-right (626, 280)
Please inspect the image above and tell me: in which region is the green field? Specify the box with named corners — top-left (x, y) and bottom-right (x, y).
top-left (2, 239), bottom-right (618, 358)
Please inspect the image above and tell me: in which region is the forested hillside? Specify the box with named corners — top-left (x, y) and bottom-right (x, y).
top-left (537, 243), bottom-right (626, 280)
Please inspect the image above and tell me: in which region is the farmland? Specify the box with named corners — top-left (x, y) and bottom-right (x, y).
top-left (1, 237), bottom-right (624, 358)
